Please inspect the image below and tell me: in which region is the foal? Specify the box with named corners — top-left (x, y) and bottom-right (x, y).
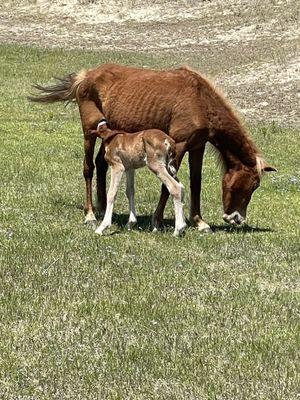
top-left (92, 122), bottom-right (186, 236)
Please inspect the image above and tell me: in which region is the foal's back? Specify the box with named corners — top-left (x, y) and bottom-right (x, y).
top-left (105, 131), bottom-right (145, 170)
top-left (104, 128), bottom-right (175, 171)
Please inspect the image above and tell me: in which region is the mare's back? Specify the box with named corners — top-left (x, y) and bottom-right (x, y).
top-left (92, 65), bottom-right (198, 133)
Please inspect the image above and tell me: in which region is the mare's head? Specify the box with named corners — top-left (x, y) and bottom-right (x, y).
top-left (222, 157), bottom-right (276, 225)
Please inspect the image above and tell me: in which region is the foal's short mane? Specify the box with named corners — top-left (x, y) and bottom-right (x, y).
top-left (179, 65), bottom-right (261, 171)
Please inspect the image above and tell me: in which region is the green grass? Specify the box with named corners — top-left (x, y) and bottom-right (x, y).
top-left (0, 44), bottom-right (299, 399)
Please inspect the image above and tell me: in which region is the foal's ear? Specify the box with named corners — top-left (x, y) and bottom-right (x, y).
top-left (101, 129), bottom-right (119, 143)
top-left (263, 164), bottom-right (277, 173)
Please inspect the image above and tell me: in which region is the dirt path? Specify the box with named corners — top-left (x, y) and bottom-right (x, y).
top-left (1, 0), bottom-right (299, 126)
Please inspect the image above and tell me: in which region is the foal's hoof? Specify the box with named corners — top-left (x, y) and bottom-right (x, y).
top-left (173, 223), bottom-right (187, 237)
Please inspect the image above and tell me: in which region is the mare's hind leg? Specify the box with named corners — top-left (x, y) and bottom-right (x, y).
top-left (78, 98), bottom-right (104, 227)
top-left (83, 136), bottom-right (97, 227)
top-left (152, 144), bottom-right (185, 230)
top-left (95, 142), bottom-right (108, 216)
top-left (189, 147), bottom-right (212, 233)
top-left (125, 170), bottom-right (137, 230)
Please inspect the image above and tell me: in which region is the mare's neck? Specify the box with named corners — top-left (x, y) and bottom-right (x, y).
top-left (209, 126), bottom-right (258, 170)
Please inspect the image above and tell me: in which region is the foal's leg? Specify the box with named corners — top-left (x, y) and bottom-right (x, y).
top-left (95, 165), bottom-right (124, 235)
top-left (188, 147), bottom-right (212, 232)
top-left (83, 136), bottom-right (97, 227)
top-left (95, 142), bottom-right (108, 216)
top-left (125, 170), bottom-right (137, 229)
top-left (148, 162), bottom-right (186, 236)
top-left (152, 145), bottom-right (186, 230)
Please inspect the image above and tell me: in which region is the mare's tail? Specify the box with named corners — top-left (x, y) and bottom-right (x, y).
top-left (28, 70), bottom-right (87, 104)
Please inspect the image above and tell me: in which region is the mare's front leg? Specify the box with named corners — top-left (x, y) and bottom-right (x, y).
top-left (152, 143), bottom-right (186, 230)
top-left (95, 165), bottom-right (124, 235)
top-left (125, 170), bottom-right (137, 230)
top-left (189, 146), bottom-right (212, 232)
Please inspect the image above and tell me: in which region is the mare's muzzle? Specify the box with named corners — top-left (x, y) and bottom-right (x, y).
top-left (223, 211), bottom-right (245, 225)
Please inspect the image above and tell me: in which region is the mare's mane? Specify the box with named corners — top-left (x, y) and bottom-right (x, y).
top-left (179, 65), bottom-right (263, 174)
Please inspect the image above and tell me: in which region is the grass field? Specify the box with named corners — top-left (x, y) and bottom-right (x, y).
top-left (0, 44), bottom-right (299, 399)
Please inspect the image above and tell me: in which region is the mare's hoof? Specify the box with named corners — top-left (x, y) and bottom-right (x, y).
top-left (195, 220), bottom-right (213, 234)
top-left (84, 219), bottom-right (97, 230)
top-left (151, 215), bottom-right (162, 232)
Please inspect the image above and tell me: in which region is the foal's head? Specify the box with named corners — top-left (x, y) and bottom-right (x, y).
top-left (89, 120), bottom-right (120, 143)
top-left (222, 157), bottom-right (276, 225)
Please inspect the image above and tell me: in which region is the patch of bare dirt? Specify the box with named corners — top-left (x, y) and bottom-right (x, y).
top-left (1, 0), bottom-right (299, 126)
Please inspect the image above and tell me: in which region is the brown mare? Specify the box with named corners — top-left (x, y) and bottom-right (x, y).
top-left (29, 63), bottom-right (276, 230)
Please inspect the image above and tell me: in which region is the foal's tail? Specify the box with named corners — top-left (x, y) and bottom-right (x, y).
top-left (28, 70), bottom-right (87, 104)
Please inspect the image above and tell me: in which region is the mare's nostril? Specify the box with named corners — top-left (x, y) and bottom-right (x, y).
top-left (233, 214), bottom-right (242, 224)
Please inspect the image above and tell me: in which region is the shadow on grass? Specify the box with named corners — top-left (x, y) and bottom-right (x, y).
top-left (52, 198), bottom-right (274, 234)
top-left (112, 215), bottom-right (273, 234)
top-left (210, 224), bottom-right (273, 234)
top-left (112, 213), bottom-right (174, 232)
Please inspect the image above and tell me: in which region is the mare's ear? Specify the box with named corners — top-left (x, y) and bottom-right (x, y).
top-left (263, 164), bottom-right (277, 173)
top-left (257, 156), bottom-right (277, 173)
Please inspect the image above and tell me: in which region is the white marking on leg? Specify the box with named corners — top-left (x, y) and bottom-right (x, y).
top-left (125, 170), bottom-right (137, 229)
top-left (148, 162), bottom-right (186, 236)
top-left (173, 183), bottom-right (187, 236)
top-left (95, 166), bottom-right (124, 235)
top-left (84, 211), bottom-right (97, 225)
top-left (197, 220), bottom-right (211, 231)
